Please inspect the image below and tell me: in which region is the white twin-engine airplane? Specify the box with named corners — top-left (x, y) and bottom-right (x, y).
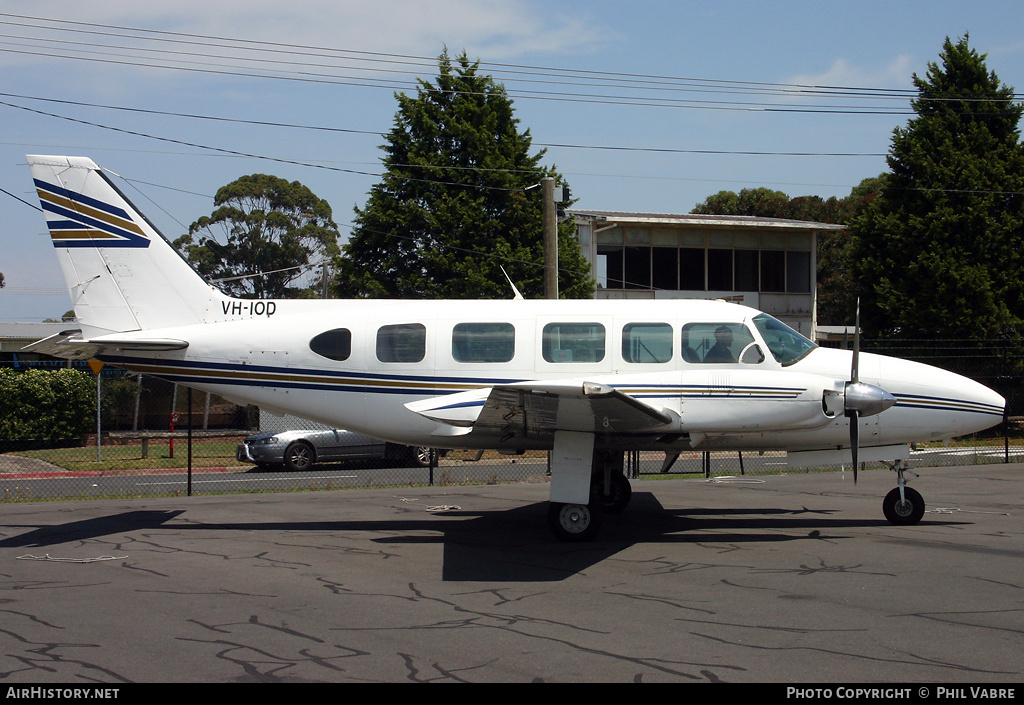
top-left (24, 155), bottom-right (1007, 540)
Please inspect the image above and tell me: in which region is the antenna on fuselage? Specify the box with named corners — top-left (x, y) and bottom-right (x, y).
top-left (500, 266), bottom-right (525, 300)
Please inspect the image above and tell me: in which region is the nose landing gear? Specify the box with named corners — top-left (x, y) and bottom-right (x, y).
top-left (882, 460), bottom-right (925, 525)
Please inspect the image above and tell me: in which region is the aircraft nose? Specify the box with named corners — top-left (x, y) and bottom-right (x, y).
top-left (882, 358), bottom-right (1006, 438)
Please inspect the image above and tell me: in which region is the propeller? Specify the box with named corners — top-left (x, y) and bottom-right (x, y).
top-left (843, 299), bottom-right (896, 482)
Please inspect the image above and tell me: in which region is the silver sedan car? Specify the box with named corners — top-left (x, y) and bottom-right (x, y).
top-left (236, 428), bottom-right (439, 471)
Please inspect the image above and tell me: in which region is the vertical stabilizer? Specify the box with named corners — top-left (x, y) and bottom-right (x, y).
top-left (28, 155), bottom-right (223, 335)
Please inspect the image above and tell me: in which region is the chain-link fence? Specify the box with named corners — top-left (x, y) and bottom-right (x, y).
top-left (2, 339), bottom-right (1021, 503)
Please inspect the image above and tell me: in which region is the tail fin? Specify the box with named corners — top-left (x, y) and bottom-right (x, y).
top-left (28, 155), bottom-right (223, 335)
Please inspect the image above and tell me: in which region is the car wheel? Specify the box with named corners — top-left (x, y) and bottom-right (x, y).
top-left (283, 441), bottom-right (315, 471)
top-left (410, 446), bottom-right (434, 467)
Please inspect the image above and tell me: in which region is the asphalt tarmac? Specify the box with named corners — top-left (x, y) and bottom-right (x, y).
top-left (1, 464), bottom-right (1022, 684)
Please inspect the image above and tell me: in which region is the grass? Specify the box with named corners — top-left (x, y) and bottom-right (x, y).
top-left (8, 440), bottom-right (249, 472)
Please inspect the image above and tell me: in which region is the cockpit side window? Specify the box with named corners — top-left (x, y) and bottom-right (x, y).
top-left (681, 322), bottom-right (760, 364)
top-left (752, 313), bottom-right (817, 365)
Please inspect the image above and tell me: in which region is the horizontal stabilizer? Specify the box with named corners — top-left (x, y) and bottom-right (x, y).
top-left (406, 380), bottom-right (677, 441)
top-left (23, 330), bottom-right (189, 360)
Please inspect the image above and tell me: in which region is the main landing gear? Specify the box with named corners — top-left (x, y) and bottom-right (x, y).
top-left (882, 460), bottom-right (925, 525)
top-left (547, 451), bottom-right (632, 542)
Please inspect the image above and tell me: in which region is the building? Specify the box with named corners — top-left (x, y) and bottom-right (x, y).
top-left (0, 321), bottom-right (75, 370)
top-left (571, 210), bottom-right (845, 338)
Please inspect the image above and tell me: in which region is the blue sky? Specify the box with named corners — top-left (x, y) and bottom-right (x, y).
top-left (2, 1), bottom-right (1023, 320)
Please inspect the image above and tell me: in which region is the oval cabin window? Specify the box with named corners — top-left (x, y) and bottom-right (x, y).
top-left (309, 328), bottom-right (352, 361)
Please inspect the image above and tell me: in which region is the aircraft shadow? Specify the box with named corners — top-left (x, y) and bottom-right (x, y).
top-left (0, 495), bottom-right (968, 582)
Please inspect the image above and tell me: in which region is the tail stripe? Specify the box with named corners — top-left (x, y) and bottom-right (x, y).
top-left (35, 178), bottom-right (149, 248)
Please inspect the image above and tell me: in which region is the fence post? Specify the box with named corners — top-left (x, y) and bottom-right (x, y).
top-left (1005, 407), bottom-right (1010, 464)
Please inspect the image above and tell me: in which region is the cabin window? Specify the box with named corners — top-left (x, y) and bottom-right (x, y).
top-left (309, 328), bottom-right (352, 362)
top-left (452, 323), bottom-right (515, 363)
top-left (542, 322), bottom-right (605, 363)
top-left (376, 323), bottom-right (426, 363)
top-left (681, 322), bottom-right (759, 364)
top-left (622, 323), bottom-right (673, 363)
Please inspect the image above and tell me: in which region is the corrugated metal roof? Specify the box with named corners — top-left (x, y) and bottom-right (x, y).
top-left (570, 209), bottom-right (845, 231)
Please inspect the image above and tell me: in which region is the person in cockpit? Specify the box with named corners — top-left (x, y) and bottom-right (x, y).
top-left (703, 325), bottom-right (736, 363)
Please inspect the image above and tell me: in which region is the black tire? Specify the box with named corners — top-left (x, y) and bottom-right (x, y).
top-left (547, 500), bottom-right (604, 542)
top-left (283, 440), bottom-right (315, 472)
top-left (883, 486), bottom-right (925, 525)
top-left (594, 473), bottom-right (632, 513)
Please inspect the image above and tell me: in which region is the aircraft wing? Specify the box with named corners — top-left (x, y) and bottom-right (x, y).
top-left (405, 381), bottom-right (676, 440)
top-left (23, 330), bottom-right (189, 360)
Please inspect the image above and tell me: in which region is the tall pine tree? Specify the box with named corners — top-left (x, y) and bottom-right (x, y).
top-left (334, 51), bottom-right (593, 299)
top-left (850, 36), bottom-right (1024, 341)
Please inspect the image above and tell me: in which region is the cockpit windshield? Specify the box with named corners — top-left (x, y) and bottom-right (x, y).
top-left (752, 313), bottom-right (817, 366)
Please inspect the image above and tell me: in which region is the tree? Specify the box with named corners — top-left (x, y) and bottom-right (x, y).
top-left (691, 187), bottom-right (792, 218)
top-left (811, 175), bottom-right (889, 326)
top-left (334, 50), bottom-right (594, 299)
top-left (849, 35), bottom-right (1024, 341)
top-left (175, 174), bottom-right (341, 299)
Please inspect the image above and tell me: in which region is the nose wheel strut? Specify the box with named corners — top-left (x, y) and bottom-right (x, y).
top-left (882, 460), bottom-right (925, 525)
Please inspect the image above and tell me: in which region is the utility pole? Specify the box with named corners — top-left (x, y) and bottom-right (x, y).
top-left (542, 177), bottom-right (558, 300)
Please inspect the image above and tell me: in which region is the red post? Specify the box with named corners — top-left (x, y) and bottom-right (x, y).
top-left (169, 412), bottom-right (179, 458)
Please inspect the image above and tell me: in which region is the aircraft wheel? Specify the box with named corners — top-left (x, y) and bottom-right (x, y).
top-left (548, 501), bottom-right (604, 542)
top-left (283, 441), bottom-right (316, 472)
top-left (882, 486), bottom-right (925, 525)
top-left (595, 473), bottom-right (632, 514)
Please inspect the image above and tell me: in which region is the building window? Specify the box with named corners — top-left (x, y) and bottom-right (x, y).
top-left (760, 250), bottom-right (786, 292)
top-left (734, 250), bottom-right (759, 291)
top-left (679, 248), bottom-right (705, 290)
top-left (597, 245), bottom-right (624, 288)
top-left (708, 249), bottom-right (733, 291)
top-left (591, 226), bottom-right (814, 295)
top-left (787, 251), bottom-right (812, 293)
top-left (652, 247), bottom-right (678, 290)
top-left (624, 246), bottom-right (650, 289)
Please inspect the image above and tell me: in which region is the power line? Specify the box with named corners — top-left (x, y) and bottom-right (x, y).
top-left (0, 92), bottom-right (889, 158)
top-left (4, 12), bottom-right (1004, 115)
top-left (6, 11), bottom-right (1011, 104)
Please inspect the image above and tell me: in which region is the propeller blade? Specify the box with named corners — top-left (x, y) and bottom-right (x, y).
top-left (849, 297), bottom-right (861, 483)
top-left (850, 298), bottom-right (860, 384)
top-left (848, 410), bottom-right (859, 483)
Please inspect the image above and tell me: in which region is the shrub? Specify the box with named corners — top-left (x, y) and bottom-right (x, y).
top-left (0, 368), bottom-right (96, 440)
